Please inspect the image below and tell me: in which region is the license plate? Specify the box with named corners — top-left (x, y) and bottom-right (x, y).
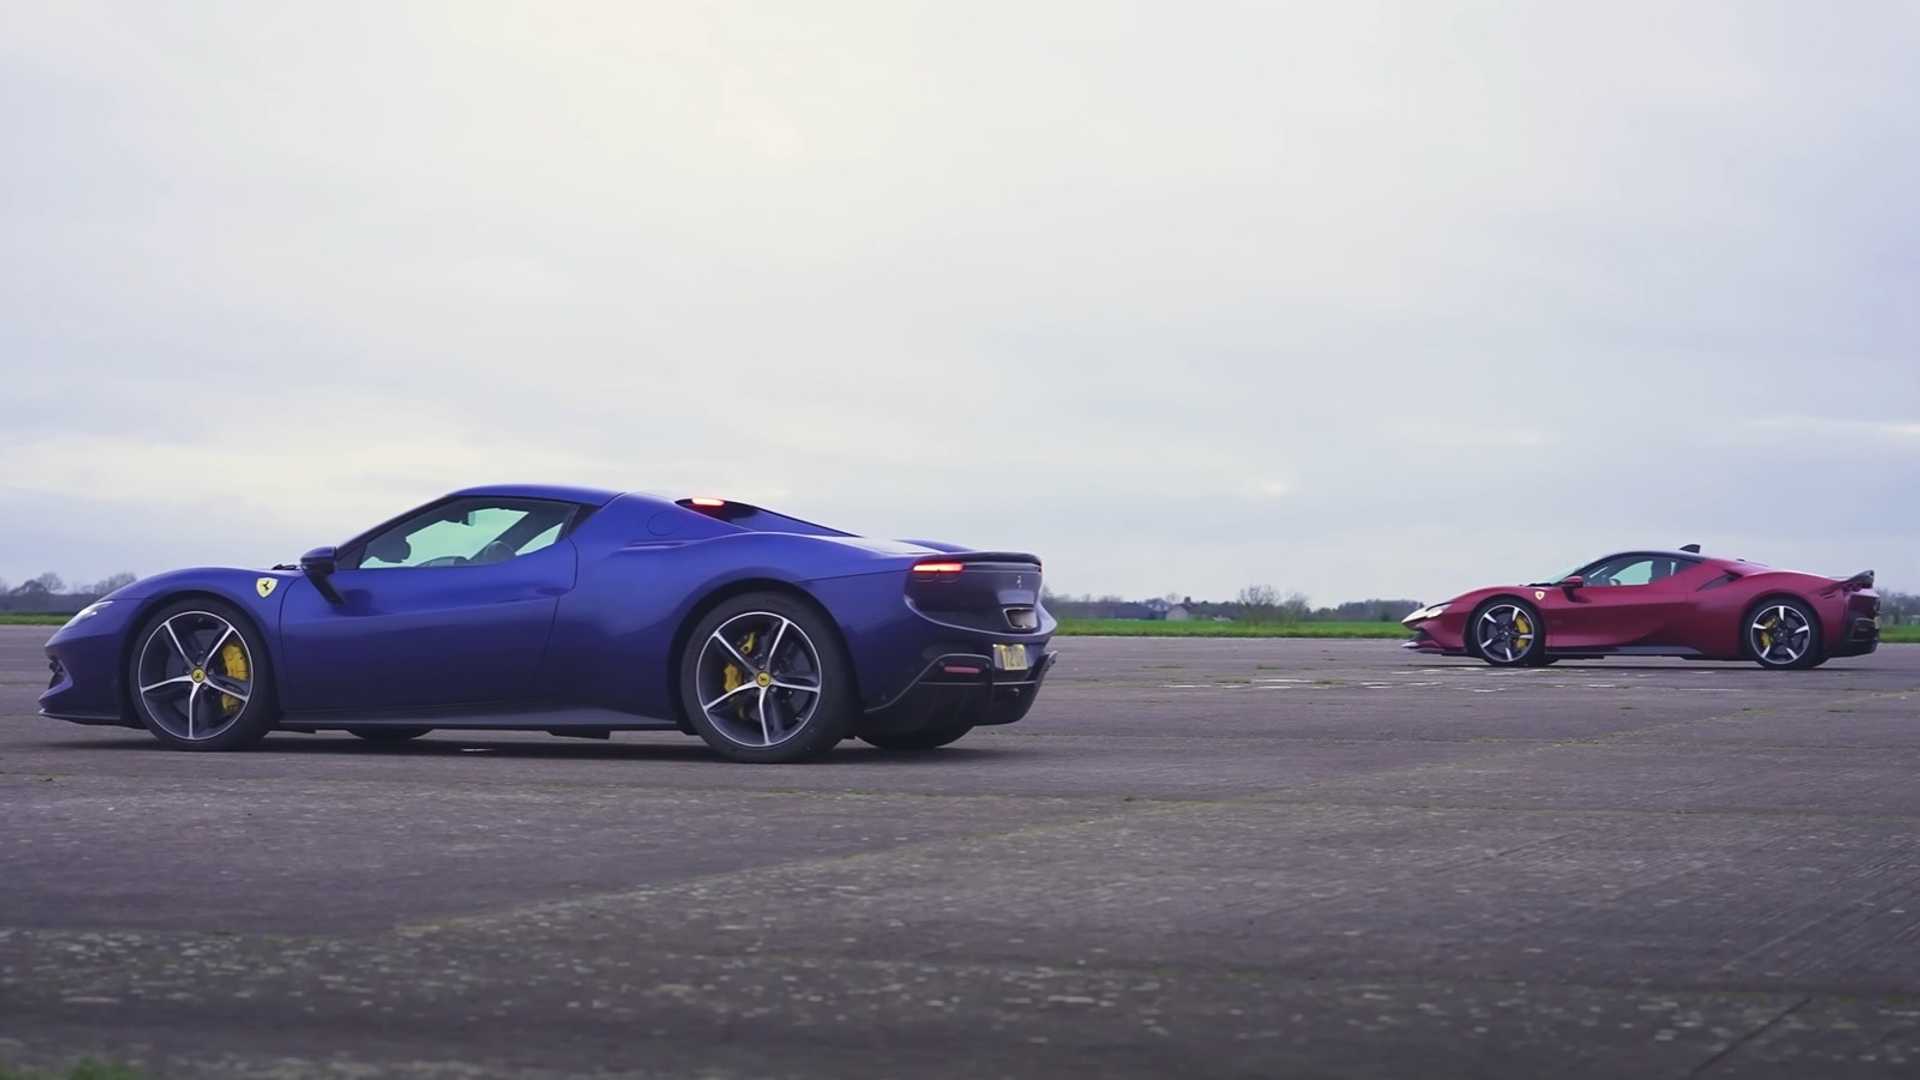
top-left (993, 643), bottom-right (1029, 672)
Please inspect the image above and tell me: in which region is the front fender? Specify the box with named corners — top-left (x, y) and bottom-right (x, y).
top-left (40, 567), bottom-right (294, 722)
top-left (108, 568), bottom-right (293, 682)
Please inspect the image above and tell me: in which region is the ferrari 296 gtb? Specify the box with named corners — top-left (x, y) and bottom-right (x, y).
top-left (39, 485), bottom-right (1057, 762)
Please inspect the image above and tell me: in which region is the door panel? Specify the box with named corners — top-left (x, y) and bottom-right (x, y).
top-left (1540, 560), bottom-right (1709, 650)
top-left (279, 542), bottom-right (576, 710)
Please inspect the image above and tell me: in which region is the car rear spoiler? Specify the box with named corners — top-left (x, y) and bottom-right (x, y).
top-left (920, 551), bottom-right (1042, 568)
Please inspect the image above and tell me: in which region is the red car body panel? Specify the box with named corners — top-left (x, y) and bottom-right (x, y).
top-left (1407, 552), bottom-right (1880, 662)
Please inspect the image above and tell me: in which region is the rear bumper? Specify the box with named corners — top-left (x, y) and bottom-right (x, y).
top-left (1831, 617), bottom-right (1880, 657)
top-left (858, 649), bottom-right (1058, 737)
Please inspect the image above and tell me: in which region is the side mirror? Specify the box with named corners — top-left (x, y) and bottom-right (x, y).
top-left (300, 546), bottom-right (337, 576)
top-left (300, 546), bottom-right (343, 603)
top-left (1560, 575), bottom-right (1584, 591)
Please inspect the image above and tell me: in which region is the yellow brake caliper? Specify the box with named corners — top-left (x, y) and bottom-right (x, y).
top-left (722, 631), bottom-right (756, 719)
top-left (1758, 615), bottom-right (1776, 653)
top-left (1513, 612), bottom-right (1532, 646)
top-left (218, 642), bottom-right (249, 715)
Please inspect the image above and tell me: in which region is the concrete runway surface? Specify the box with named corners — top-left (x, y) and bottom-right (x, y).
top-left (3, 625), bottom-right (1919, 1078)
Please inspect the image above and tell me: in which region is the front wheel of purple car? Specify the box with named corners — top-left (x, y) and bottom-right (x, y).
top-left (678, 592), bottom-right (854, 763)
top-left (1470, 599), bottom-right (1547, 668)
top-left (126, 598), bottom-right (277, 751)
top-left (1746, 598), bottom-right (1823, 670)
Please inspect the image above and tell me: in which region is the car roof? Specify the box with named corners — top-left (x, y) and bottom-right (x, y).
top-left (446, 483), bottom-right (624, 506)
top-left (1582, 549), bottom-right (1751, 568)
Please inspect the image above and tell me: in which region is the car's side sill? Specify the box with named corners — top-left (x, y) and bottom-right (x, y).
top-left (278, 704), bottom-right (678, 732)
top-left (1545, 645), bottom-right (1706, 659)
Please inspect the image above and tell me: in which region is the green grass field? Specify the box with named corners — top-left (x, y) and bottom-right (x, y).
top-left (0, 613), bottom-right (69, 626)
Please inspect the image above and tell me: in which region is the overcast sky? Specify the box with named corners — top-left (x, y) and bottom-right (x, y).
top-left (3, 1), bottom-right (1915, 603)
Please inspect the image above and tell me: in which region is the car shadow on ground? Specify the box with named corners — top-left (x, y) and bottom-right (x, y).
top-left (37, 732), bottom-right (1034, 765)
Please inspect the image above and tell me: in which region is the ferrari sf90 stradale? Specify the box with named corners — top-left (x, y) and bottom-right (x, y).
top-left (40, 486), bottom-right (1056, 762)
top-left (1403, 546), bottom-right (1879, 669)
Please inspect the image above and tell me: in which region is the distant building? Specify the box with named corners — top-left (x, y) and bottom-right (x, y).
top-left (1166, 605), bottom-right (1191, 621)
top-left (1143, 597), bottom-right (1172, 620)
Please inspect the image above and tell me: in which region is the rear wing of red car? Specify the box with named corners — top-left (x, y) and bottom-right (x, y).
top-left (1829, 569), bottom-right (1875, 593)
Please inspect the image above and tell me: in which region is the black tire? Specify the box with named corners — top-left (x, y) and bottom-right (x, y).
top-left (126, 598), bottom-right (277, 751)
top-left (1745, 597), bottom-right (1823, 670)
top-left (1468, 598), bottom-right (1547, 668)
top-left (677, 591), bottom-right (854, 763)
top-left (860, 722), bottom-right (975, 752)
top-left (348, 726), bottom-right (432, 742)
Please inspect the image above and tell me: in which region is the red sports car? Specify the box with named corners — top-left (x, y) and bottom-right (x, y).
top-left (1403, 547), bottom-right (1880, 669)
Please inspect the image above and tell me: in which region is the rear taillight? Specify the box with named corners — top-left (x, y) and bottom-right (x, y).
top-left (912, 561), bottom-right (965, 575)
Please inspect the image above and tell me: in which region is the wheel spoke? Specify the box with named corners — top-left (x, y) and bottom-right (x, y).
top-left (205, 676), bottom-right (249, 703)
top-left (757, 687), bottom-right (772, 746)
top-left (163, 618), bottom-right (193, 665)
top-left (765, 617), bottom-right (789, 669)
top-left (202, 624), bottom-right (234, 666)
top-left (185, 684), bottom-right (200, 739)
top-left (711, 632), bottom-right (755, 672)
top-left (701, 682), bottom-right (759, 712)
top-left (141, 674), bottom-right (195, 694)
top-left (771, 679), bottom-right (818, 693)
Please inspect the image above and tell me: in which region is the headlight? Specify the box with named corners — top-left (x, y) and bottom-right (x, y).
top-left (1401, 602), bottom-right (1449, 626)
top-left (63, 600), bottom-right (114, 627)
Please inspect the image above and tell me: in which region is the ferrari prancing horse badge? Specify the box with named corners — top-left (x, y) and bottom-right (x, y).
top-left (1534, 590), bottom-right (1546, 601)
top-left (257, 577), bottom-right (278, 598)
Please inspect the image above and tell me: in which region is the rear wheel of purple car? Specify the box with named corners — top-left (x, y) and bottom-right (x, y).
top-left (860, 722), bottom-right (975, 751)
top-left (678, 592), bottom-right (854, 763)
top-left (1745, 598), bottom-right (1823, 670)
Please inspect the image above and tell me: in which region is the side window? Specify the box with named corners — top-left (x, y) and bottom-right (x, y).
top-left (352, 499), bottom-right (577, 570)
top-left (1584, 555), bottom-right (1695, 587)
top-left (1579, 556), bottom-right (1654, 587)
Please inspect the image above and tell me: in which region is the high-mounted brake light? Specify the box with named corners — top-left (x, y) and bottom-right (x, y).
top-left (913, 561), bottom-right (965, 574)
top-left (688, 497), bottom-right (726, 507)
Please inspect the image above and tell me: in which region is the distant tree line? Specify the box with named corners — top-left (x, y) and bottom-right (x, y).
top-left (1043, 585), bottom-right (1422, 624)
top-left (0, 572), bottom-right (139, 613)
top-left (1884, 591), bottom-right (1920, 625)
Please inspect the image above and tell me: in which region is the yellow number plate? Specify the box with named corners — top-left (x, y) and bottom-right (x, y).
top-left (993, 644), bottom-right (1029, 672)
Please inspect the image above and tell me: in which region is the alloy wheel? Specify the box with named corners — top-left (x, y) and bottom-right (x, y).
top-left (1476, 604), bottom-right (1537, 663)
top-left (1750, 604), bottom-right (1813, 667)
top-left (135, 611), bottom-right (255, 741)
top-left (695, 611), bottom-right (824, 747)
